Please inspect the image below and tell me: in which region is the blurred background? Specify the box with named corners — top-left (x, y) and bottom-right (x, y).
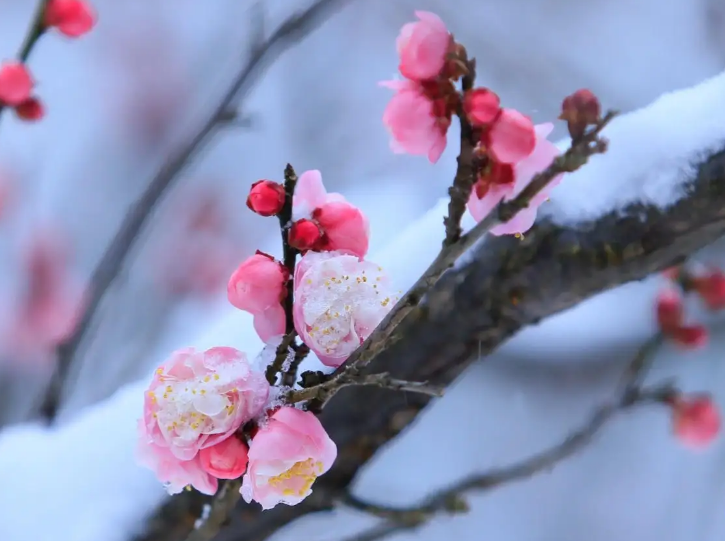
top-left (0, 0), bottom-right (722, 482)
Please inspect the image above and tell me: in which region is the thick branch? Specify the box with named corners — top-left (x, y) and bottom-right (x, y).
top-left (141, 144), bottom-right (725, 541)
top-left (40, 0), bottom-right (351, 422)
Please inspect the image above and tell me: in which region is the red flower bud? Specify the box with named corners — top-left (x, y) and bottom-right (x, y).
top-left (559, 89), bottom-right (600, 140)
top-left (15, 97), bottom-right (44, 122)
top-left (246, 180), bottom-right (285, 217)
top-left (464, 88), bottom-right (500, 126)
top-left (0, 62), bottom-right (33, 106)
top-left (44, 0), bottom-right (96, 38)
top-left (671, 394), bottom-right (720, 449)
top-left (288, 219), bottom-right (322, 252)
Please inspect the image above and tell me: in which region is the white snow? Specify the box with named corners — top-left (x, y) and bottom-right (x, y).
top-left (542, 71), bottom-right (725, 225)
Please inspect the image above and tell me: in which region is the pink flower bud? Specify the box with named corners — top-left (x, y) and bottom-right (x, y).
top-left (0, 62), bottom-right (33, 106)
top-left (241, 407), bottom-right (337, 509)
top-left (312, 202), bottom-right (369, 259)
top-left (464, 88), bottom-right (500, 126)
top-left (671, 325), bottom-right (708, 349)
top-left (396, 11), bottom-right (450, 82)
top-left (246, 180), bottom-right (285, 217)
top-left (671, 395), bottom-right (721, 449)
top-left (199, 436), bottom-right (249, 480)
top-left (44, 0), bottom-right (96, 38)
top-left (14, 97), bottom-right (44, 122)
top-left (485, 109), bottom-right (536, 164)
top-left (227, 251), bottom-right (288, 314)
top-left (288, 219), bottom-right (322, 252)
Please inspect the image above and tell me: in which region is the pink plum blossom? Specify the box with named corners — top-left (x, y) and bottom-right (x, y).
top-left (396, 11), bottom-right (450, 81)
top-left (241, 407), bottom-right (337, 509)
top-left (467, 123), bottom-right (563, 236)
top-left (380, 79), bottom-right (447, 163)
top-left (484, 109), bottom-right (536, 164)
top-left (292, 170), bottom-right (370, 258)
top-left (293, 251), bottom-right (397, 367)
top-left (142, 346), bottom-right (269, 461)
top-left (228, 251), bottom-right (289, 342)
top-left (199, 435), bottom-right (250, 479)
top-left (136, 419), bottom-right (218, 495)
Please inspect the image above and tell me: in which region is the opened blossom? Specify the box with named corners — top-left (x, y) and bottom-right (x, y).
top-left (396, 11), bottom-right (450, 81)
top-left (293, 251), bottom-right (397, 367)
top-left (241, 407), bottom-right (337, 509)
top-left (380, 79), bottom-right (448, 163)
top-left (142, 346), bottom-right (269, 461)
top-left (136, 420), bottom-right (218, 495)
top-left (468, 123), bottom-right (562, 236)
top-left (228, 252), bottom-right (288, 342)
top-left (484, 109), bottom-right (536, 164)
top-left (292, 170), bottom-right (370, 258)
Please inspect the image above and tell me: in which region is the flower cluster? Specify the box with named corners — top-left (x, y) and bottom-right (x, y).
top-left (137, 346), bottom-right (336, 506)
top-left (0, 0), bottom-right (95, 122)
top-left (141, 164), bottom-right (394, 506)
top-left (653, 266), bottom-right (724, 448)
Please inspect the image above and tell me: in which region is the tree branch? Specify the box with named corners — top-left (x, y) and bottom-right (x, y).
top-left (138, 140), bottom-right (725, 541)
top-left (39, 0), bottom-right (352, 422)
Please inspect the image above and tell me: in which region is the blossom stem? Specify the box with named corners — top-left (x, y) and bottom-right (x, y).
top-left (288, 372), bottom-right (443, 403)
top-left (0, 0), bottom-right (50, 118)
top-left (281, 342), bottom-right (310, 387)
top-left (266, 163), bottom-right (301, 385)
top-left (337, 336), bottom-right (674, 541)
top-left (442, 57), bottom-right (477, 247)
top-left (290, 112), bottom-right (618, 409)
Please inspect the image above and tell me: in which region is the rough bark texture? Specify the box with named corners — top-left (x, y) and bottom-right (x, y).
top-left (137, 147), bottom-right (725, 541)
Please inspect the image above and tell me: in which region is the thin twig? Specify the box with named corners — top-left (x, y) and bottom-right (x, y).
top-left (287, 111), bottom-right (617, 408)
top-left (39, 0), bottom-right (351, 422)
top-left (339, 335), bottom-right (674, 541)
top-left (442, 58), bottom-right (476, 246)
top-left (265, 164), bottom-right (300, 384)
top-left (0, 0), bottom-right (51, 119)
top-left (290, 372), bottom-right (443, 402)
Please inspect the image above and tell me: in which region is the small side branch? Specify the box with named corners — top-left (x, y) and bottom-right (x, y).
top-left (338, 335), bottom-right (674, 541)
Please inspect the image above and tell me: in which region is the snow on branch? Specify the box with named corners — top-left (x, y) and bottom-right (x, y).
top-left (138, 70), bottom-right (725, 541)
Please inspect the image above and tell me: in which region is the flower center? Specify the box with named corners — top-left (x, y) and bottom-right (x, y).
top-left (268, 458), bottom-right (325, 498)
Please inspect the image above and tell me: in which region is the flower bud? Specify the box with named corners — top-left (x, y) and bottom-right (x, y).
top-left (671, 394), bottom-right (721, 449)
top-left (559, 89), bottom-right (600, 140)
top-left (0, 62), bottom-right (33, 106)
top-left (246, 180), bottom-right (285, 217)
top-left (15, 97), bottom-right (44, 122)
top-left (464, 88), bottom-right (500, 126)
top-left (288, 219), bottom-right (322, 252)
top-left (691, 270), bottom-right (725, 311)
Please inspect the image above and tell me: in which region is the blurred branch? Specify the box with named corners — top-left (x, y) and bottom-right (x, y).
top-left (39, 0), bottom-right (353, 422)
top-left (0, 0), bottom-right (51, 119)
top-left (138, 141), bottom-right (725, 541)
top-left (337, 336), bottom-right (673, 541)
